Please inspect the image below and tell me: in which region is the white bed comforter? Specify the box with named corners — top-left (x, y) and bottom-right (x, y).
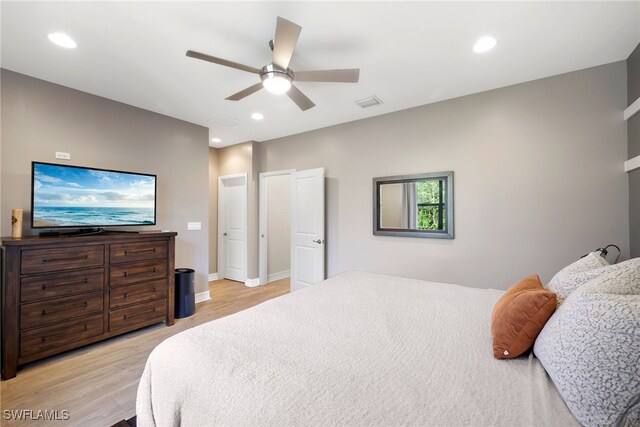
top-left (137, 271), bottom-right (578, 426)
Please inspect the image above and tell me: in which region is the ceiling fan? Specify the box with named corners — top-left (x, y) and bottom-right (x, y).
top-left (186, 16), bottom-right (360, 111)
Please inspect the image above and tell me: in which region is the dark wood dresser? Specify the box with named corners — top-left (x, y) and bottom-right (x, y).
top-left (1, 232), bottom-right (177, 379)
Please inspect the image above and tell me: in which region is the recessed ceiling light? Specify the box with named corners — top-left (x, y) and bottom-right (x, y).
top-left (48, 32), bottom-right (77, 49)
top-left (251, 112), bottom-right (264, 121)
top-left (211, 137), bottom-right (222, 143)
top-left (473, 36), bottom-right (497, 53)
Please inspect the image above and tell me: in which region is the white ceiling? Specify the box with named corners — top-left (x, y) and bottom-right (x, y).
top-left (2, 1), bottom-right (639, 148)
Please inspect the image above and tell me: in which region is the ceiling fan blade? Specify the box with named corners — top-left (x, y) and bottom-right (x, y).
top-left (272, 17), bottom-right (302, 70)
top-left (225, 82), bottom-right (264, 101)
top-left (186, 50), bottom-right (260, 74)
top-left (287, 84), bottom-right (315, 111)
top-left (294, 68), bottom-right (360, 83)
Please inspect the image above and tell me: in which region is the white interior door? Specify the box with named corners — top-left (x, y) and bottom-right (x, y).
top-left (218, 174), bottom-right (247, 283)
top-left (291, 168), bottom-right (325, 291)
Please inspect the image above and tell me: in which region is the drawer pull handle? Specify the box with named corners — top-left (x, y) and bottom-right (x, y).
top-left (41, 277), bottom-right (91, 291)
top-left (42, 255), bottom-right (88, 264)
top-left (123, 307), bottom-right (156, 321)
top-left (40, 324), bottom-right (89, 343)
top-left (123, 293), bottom-right (128, 299)
top-left (121, 268), bottom-right (159, 279)
top-left (123, 248), bottom-right (157, 255)
top-left (41, 300), bottom-right (90, 316)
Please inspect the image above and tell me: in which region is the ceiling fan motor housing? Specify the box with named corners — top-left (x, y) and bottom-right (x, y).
top-left (260, 64), bottom-right (293, 83)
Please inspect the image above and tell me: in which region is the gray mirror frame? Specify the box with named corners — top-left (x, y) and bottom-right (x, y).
top-left (373, 171), bottom-right (454, 239)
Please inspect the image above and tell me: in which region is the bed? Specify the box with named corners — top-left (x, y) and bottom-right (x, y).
top-left (137, 271), bottom-right (579, 426)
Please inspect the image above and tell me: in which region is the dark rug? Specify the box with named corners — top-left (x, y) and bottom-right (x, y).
top-left (110, 415), bottom-right (136, 427)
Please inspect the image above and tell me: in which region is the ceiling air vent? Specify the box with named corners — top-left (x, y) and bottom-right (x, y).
top-left (355, 95), bottom-right (383, 109)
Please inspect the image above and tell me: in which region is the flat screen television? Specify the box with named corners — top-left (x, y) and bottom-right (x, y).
top-left (31, 162), bottom-right (157, 229)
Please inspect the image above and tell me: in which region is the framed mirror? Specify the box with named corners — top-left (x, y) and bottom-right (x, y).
top-left (373, 171), bottom-right (454, 239)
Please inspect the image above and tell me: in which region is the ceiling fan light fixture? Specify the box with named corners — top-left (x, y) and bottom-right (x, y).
top-left (262, 74), bottom-right (292, 95)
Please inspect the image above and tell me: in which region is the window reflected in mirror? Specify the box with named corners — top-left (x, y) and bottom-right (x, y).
top-left (373, 172), bottom-right (453, 239)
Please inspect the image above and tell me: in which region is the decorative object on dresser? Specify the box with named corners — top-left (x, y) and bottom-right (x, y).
top-left (1, 231), bottom-right (176, 380)
top-left (11, 208), bottom-right (22, 238)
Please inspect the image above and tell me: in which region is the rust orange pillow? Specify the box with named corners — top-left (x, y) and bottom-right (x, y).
top-left (491, 275), bottom-right (556, 359)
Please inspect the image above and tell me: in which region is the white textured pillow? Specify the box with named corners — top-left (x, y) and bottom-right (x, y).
top-left (534, 258), bottom-right (640, 427)
top-left (547, 252), bottom-right (610, 305)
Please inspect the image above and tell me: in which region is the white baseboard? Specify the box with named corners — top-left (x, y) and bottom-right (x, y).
top-left (195, 290), bottom-right (211, 304)
top-left (624, 97), bottom-right (640, 121)
top-left (625, 155), bottom-right (640, 173)
top-left (208, 273), bottom-right (219, 282)
top-left (245, 278), bottom-right (260, 287)
top-left (267, 270), bottom-right (290, 283)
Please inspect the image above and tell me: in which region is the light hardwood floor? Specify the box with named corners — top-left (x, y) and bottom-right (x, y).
top-left (0, 278), bottom-right (290, 426)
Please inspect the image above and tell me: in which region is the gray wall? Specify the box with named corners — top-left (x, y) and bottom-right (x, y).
top-left (1, 69), bottom-right (210, 294)
top-left (266, 174), bottom-right (290, 276)
top-left (380, 184), bottom-right (406, 228)
top-left (628, 43), bottom-right (640, 257)
top-left (256, 61), bottom-right (630, 290)
top-left (217, 141), bottom-right (259, 280)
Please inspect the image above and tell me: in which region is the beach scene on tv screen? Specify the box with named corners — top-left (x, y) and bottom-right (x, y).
top-left (33, 163), bottom-right (156, 227)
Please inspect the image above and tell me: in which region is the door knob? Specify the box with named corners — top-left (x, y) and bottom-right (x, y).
top-left (313, 239), bottom-right (324, 244)
top-left (223, 232), bottom-right (228, 236)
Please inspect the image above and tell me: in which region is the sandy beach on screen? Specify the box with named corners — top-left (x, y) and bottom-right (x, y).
top-left (33, 219), bottom-right (60, 227)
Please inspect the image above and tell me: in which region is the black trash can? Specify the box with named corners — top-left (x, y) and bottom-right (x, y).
top-left (175, 268), bottom-right (196, 318)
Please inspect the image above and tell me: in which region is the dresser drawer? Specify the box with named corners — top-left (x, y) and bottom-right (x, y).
top-left (20, 314), bottom-right (104, 358)
top-left (21, 245), bottom-right (104, 275)
top-left (110, 260), bottom-right (167, 287)
top-left (110, 279), bottom-right (167, 309)
top-left (21, 268), bottom-right (104, 303)
top-left (110, 240), bottom-right (167, 264)
top-left (109, 299), bottom-right (166, 331)
top-left (21, 291), bottom-right (104, 330)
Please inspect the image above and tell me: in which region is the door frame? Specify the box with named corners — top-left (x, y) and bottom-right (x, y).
top-left (218, 173), bottom-right (248, 282)
top-left (259, 169), bottom-right (295, 286)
